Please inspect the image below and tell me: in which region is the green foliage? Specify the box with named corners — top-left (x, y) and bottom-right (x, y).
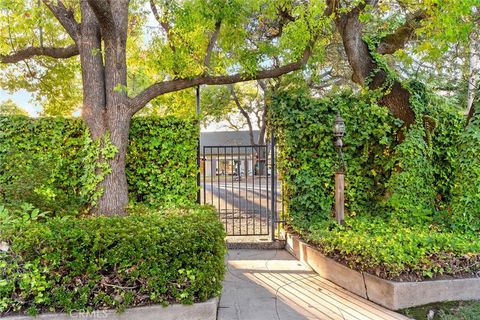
top-left (80, 132), bottom-right (118, 209)
top-left (271, 88), bottom-right (466, 230)
top-left (0, 116), bottom-right (198, 212)
top-left (383, 82), bottom-right (436, 225)
top-left (450, 114), bottom-right (480, 232)
top-left (384, 122), bottom-right (436, 225)
top-left (127, 117), bottom-right (199, 206)
top-left (270, 89), bottom-right (402, 229)
top-left (416, 0), bottom-right (477, 59)
top-left (428, 96), bottom-right (465, 205)
top-left (305, 215), bottom-right (480, 279)
top-left (0, 116), bottom-right (86, 215)
top-left (0, 206), bottom-right (226, 315)
top-left (0, 148), bottom-right (83, 215)
top-left (0, 1), bottom-right (82, 116)
top-left (271, 88), bottom-right (479, 278)
top-left (0, 99), bottom-right (28, 116)
top-left (402, 300), bottom-right (480, 320)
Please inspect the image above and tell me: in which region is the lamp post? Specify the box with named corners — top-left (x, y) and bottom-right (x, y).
top-left (333, 112), bottom-right (346, 225)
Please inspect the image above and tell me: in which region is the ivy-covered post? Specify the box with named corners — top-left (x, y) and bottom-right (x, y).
top-left (333, 112), bottom-right (346, 225)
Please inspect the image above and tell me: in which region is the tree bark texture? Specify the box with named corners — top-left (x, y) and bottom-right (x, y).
top-left (76, 0), bottom-right (131, 215)
top-left (327, 0), bottom-right (418, 127)
top-left (466, 30), bottom-right (479, 123)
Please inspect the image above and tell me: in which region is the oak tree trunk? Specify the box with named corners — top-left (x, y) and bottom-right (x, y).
top-left (94, 111), bottom-right (131, 215)
top-left (78, 0), bottom-right (131, 216)
top-left (328, 1), bottom-right (416, 127)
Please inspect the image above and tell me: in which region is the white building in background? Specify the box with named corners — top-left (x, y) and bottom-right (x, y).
top-left (200, 130), bottom-right (263, 177)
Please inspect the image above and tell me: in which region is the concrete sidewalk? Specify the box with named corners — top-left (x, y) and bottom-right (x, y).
top-left (218, 249), bottom-right (410, 320)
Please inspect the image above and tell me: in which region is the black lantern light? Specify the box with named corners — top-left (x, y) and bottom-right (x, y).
top-left (333, 112), bottom-right (345, 138)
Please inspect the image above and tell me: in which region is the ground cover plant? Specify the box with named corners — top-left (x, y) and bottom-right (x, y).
top-left (0, 205), bottom-right (225, 316)
top-left (271, 88), bottom-right (480, 281)
top-left (401, 300), bottom-right (480, 320)
top-left (0, 0), bottom-right (477, 315)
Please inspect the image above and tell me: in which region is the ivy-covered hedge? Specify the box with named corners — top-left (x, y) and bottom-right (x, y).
top-left (270, 89), bottom-right (466, 229)
top-left (0, 206), bottom-right (226, 316)
top-left (270, 89), bottom-right (480, 279)
top-left (271, 90), bottom-right (402, 229)
top-left (450, 114), bottom-right (480, 232)
top-left (0, 116), bottom-right (198, 213)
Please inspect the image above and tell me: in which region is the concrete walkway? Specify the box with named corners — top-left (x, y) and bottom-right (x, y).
top-left (219, 249), bottom-right (411, 320)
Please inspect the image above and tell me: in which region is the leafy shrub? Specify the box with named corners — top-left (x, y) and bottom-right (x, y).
top-left (270, 89), bottom-right (466, 230)
top-left (428, 97), bottom-right (465, 205)
top-left (271, 89), bottom-right (479, 279)
top-left (304, 215), bottom-right (480, 280)
top-left (0, 116), bottom-right (85, 214)
top-left (0, 116), bottom-right (198, 212)
top-left (270, 90), bottom-right (401, 229)
top-left (450, 114), bottom-right (480, 232)
top-left (0, 148), bottom-right (83, 215)
top-left (127, 117), bottom-right (199, 206)
top-left (0, 206), bottom-right (225, 315)
top-left (384, 122), bottom-right (436, 225)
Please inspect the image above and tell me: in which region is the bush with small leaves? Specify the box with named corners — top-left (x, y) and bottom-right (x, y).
top-left (0, 206), bottom-right (226, 316)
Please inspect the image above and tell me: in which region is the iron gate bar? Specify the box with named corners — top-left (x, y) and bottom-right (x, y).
top-left (202, 145), bottom-right (205, 206)
top-left (201, 145), bottom-right (275, 236)
top-left (216, 147), bottom-right (219, 223)
top-left (237, 146), bottom-right (241, 234)
top-left (223, 147), bottom-right (227, 231)
top-left (271, 135), bottom-right (275, 241)
top-left (266, 147), bottom-right (269, 236)
top-left (252, 145), bottom-right (256, 235)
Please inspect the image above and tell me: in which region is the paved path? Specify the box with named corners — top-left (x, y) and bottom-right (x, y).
top-left (219, 249), bottom-right (411, 320)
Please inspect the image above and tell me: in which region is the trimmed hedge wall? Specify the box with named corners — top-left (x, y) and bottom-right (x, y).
top-left (0, 206), bottom-right (226, 315)
top-left (269, 90), bottom-right (480, 280)
top-left (270, 90), bottom-right (464, 230)
top-left (0, 116), bottom-right (198, 212)
top-left (270, 91), bottom-right (400, 229)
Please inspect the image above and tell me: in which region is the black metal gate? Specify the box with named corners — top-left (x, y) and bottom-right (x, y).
top-left (201, 144), bottom-right (280, 237)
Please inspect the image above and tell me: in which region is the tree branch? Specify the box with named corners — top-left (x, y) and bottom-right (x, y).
top-left (309, 76), bottom-right (346, 90)
top-left (257, 79), bottom-right (268, 92)
top-left (150, 0), bottom-right (176, 53)
top-left (86, 0), bottom-right (115, 36)
top-left (229, 84), bottom-right (256, 145)
top-left (42, 0), bottom-right (79, 42)
top-left (376, 10), bottom-right (427, 55)
top-left (326, 0), bottom-right (416, 127)
top-left (203, 20), bottom-right (221, 68)
top-left (149, 0), bottom-right (161, 23)
top-left (265, 7), bottom-right (296, 39)
top-left (129, 42), bottom-right (315, 114)
top-left (0, 44), bottom-right (79, 64)
top-left (225, 117), bottom-right (243, 131)
top-left (466, 103), bottom-right (476, 124)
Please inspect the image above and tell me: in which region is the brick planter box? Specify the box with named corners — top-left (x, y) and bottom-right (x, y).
top-left (286, 232), bottom-right (480, 310)
top-left (2, 298), bottom-right (219, 320)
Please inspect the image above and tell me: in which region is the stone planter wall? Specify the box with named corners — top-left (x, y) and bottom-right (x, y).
top-left (2, 297), bottom-right (219, 320)
top-left (286, 232), bottom-right (480, 310)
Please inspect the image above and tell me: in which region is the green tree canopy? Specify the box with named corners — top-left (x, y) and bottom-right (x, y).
top-left (0, 99), bottom-right (28, 115)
